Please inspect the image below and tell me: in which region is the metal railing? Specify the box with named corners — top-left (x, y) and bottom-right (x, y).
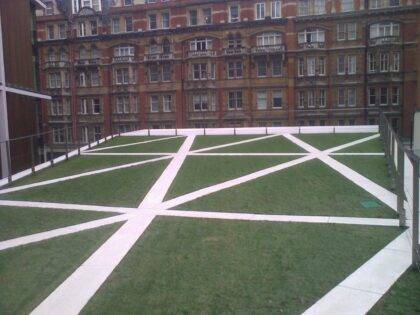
top-left (379, 112), bottom-right (420, 269)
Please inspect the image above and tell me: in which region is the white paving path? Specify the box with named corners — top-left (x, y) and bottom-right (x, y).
top-left (0, 132), bottom-right (409, 314)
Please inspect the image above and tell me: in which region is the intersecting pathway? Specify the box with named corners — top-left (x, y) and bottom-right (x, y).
top-left (0, 132), bottom-right (412, 315)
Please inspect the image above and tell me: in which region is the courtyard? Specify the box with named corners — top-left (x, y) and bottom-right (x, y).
top-left (0, 130), bottom-right (418, 314)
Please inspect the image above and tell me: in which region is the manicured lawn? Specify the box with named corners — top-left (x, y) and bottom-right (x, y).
top-left (176, 159), bottom-right (397, 218)
top-left (0, 160), bottom-right (169, 207)
top-left (165, 156), bottom-right (296, 200)
top-left (191, 135), bottom-right (264, 151)
top-left (0, 206), bottom-right (117, 241)
top-left (7, 156), bottom-right (155, 187)
top-left (82, 217), bottom-right (401, 314)
top-left (333, 156), bottom-right (393, 190)
top-left (99, 137), bottom-right (185, 153)
top-left (208, 135), bottom-right (306, 153)
top-left (296, 133), bottom-right (376, 151)
top-left (339, 137), bottom-right (384, 153)
top-left (92, 136), bottom-right (167, 149)
top-left (369, 269), bottom-right (420, 315)
top-left (0, 223), bottom-right (122, 315)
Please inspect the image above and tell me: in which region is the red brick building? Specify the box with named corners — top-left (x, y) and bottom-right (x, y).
top-left (35, 0), bottom-right (419, 151)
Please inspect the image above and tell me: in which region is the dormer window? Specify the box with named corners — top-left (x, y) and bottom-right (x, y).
top-left (370, 22), bottom-right (400, 38)
top-left (298, 29), bottom-right (325, 44)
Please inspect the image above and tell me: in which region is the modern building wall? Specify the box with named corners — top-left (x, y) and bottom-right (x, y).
top-left (35, 0), bottom-right (420, 152)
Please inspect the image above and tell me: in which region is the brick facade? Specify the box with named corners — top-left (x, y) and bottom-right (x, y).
top-left (36, 0), bottom-right (420, 150)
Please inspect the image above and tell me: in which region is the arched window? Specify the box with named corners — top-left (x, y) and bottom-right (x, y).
top-left (162, 39), bottom-right (171, 54)
top-left (298, 29), bottom-right (325, 44)
top-left (257, 32), bottom-right (282, 46)
top-left (370, 22), bottom-right (400, 39)
top-left (114, 45), bottom-right (135, 57)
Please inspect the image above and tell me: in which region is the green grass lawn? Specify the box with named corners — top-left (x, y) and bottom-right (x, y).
top-left (0, 223), bottom-right (122, 315)
top-left (369, 269), bottom-right (420, 315)
top-left (82, 217), bottom-right (401, 314)
top-left (175, 159), bottom-right (397, 218)
top-left (99, 137), bottom-right (185, 153)
top-left (92, 136), bottom-right (168, 150)
top-left (338, 137), bottom-right (384, 153)
top-left (207, 135), bottom-right (306, 153)
top-left (296, 133), bottom-right (376, 151)
top-left (0, 160), bottom-right (169, 207)
top-left (0, 207), bottom-right (117, 241)
top-left (333, 156), bottom-right (393, 190)
top-left (165, 156), bottom-right (296, 200)
top-left (7, 156), bottom-right (156, 187)
top-left (192, 135), bottom-right (265, 151)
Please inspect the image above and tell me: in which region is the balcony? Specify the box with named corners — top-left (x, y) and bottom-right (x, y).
top-left (75, 58), bottom-right (100, 66)
top-left (222, 47), bottom-right (248, 56)
top-left (251, 44), bottom-right (285, 55)
top-left (112, 56), bottom-right (136, 63)
top-left (44, 61), bottom-right (69, 69)
top-left (298, 42), bottom-right (325, 50)
top-left (187, 50), bottom-right (216, 58)
top-left (368, 36), bottom-right (402, 46)
top-left (161, 53), bottom-right (174, 60)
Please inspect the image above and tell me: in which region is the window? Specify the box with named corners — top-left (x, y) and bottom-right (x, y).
top-left (115, 68), bottom-right (129, 84)
top-left (337, 23), bottom-right (356, 40)
top-left (314, 0), bottom-right (325, 14)
top-left (189, 10), bottom-right (198, 26)
top-left (78, 72), bottom-right (86, 87)
top-left (368, 53), bottom-right (376, 72)
top-left (90, 20), bottom-right (98, 35)
top-left (162, 63), bottom-right (171, 81)
top-left (51, 100), bottom-right (63, 116)
top-left (308, 90), bottom-right (315, 108)
top-left (80, 99), bottom-right (88, 114)
top-left (150, 95), bottom-right (159, 112)
top-left (149, 64), bottom-right (159, 82)
top-left (112, 18), bottom-right (120, 33)
top-left (193, 63), bottom-right (208, 80)
top-left (298, 29), bottom-right (325, 44)
top-left (125, 17), bottom-right (133, 32)
top-left (369, 87), bottom-right (376, 106)
top-left (370, 22), bottom-right (400, 38)
top-left (45, 1), bottom-right (54, 15)
top-left (298, 91), bottom-right (306, 108)
top-left (256, 3), bottom-right (265, 20)
top-left (391, 52), bottom-right (400, 71)
top-left (91, 70), bottom-right (100, 86)
top-left (53, 127), bottom-right (65, 144)
top-left (298, 0), bottom-right (309, 15)
top-left (348, 55), bottom-right (356, 74)
top-left (348, 88), bottom-right (356, 106)
top-left (319, 89), bottom-right (326, 107)
top-left (149, 14), bottom-right (157, 30)
top-left (193, 93), bottom-right (209, 111)
top-left (162, 39), bottom-right (171, 54)
top-left (116, 96), bottom-right (130, 113)
top-left (190, 38), bottom-right (212, 51)
top-left (257, 32), bottom-right (282, 46)
top-left (391, 87), bottom-right (400, 105)
top-left (273, 59), bottom-right (282, 76)
top-left (203, 8), bottom-right (212, 24)
top-left (228, 91), bottom-right (243, 110)
top-left (229, 5), bottom-right (239, 22)
top-left (58, 24), bottom-right (66, 39)
top-left (228, 35), bottom-right (242, 48)
top-left (380, 87), bottom-right (388, 105)
top-left (370, 0), bottom-right (399, 8)
top-left (49, 73), bottom-right (61, 88)
top-left (92, 99), bottom-right (101, 114)
top-left (47, 25), bottom-right (55, 40)
top-left (338, 88), bottom-right (346, 107)
top-left (341, 0), bottom-right (354, 11)
top-left (163, 95), bottom-right (172, 112)
top-left (307, 57), bottom-right (316, 76)
top-left (124, 0), bottom-right (133, 5)
top-left (228, 61), bottom-right (243, 78)
top-left (257, 91), bottom-right (267, 109)
top-left (318, 57), bottom-right (325, 75)
top-left (298, 58), bottom-right (305, 76)
top-left (272, 91), bottom-right (283, 108)
top-left (257, 59), bottom-right (267, 77)
top-left (271, 1), bottom-right (281, 18)
top-left (380, 53), bottom-right (389, 72)
top-left (81, 126), bottom-right (89, 143)
top-left (162, 12), bottom-right (170, 29)
top-left (114, 46), bottom-right (134, 57)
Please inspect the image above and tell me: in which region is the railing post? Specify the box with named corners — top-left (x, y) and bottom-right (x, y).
top-left (64, 126), bottom-right (69, 161)
top-left (412, 159), bottom-right (420, 268)
top-left (5, 140), bottom-right (12, 183)
top-left (397, 145), bottom-right (405, 227)
top-left (30, 135), bottom-right (35, 174)
top-left (50, 134), bottom-right (55, 167)
top-left (77, 137), bottom-right (81, 156)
